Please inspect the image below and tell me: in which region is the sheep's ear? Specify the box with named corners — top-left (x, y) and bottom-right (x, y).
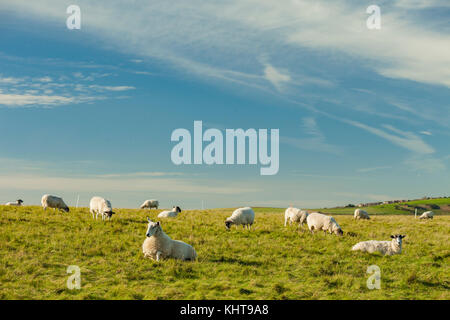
top-left (156, 221), bottom-right (160, 226)
top-left (390, 235), bottom-right (395, 239)
top-left (401, 235), bottom-right (406, 238)
top-left (147, 217), bottom-right (151, 222)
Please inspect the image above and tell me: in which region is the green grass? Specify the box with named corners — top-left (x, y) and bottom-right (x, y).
top-left (0, 205), bottom-right (449, 300)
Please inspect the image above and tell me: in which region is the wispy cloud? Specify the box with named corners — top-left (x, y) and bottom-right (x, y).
top-left (356, 166), bottom-right (392, 173)
top-left (281, 117), bottom-right (343, 154)
top-left (263, 64), bottom-right (290, 91)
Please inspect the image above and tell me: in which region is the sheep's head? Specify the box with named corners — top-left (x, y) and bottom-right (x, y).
top-left (105, 211), bottom-right (115, 219)
top-left (391, 234), bottom-right (405, 247)
top-left (17, 199), bottom-right (23, 204)
top-left (335, 228), bottom-right (344, 236)
top-left (225, 219), bottom-right (233, 230)
top-left (63, 206), bottom-right (70, 212)
top-left (146, 218), bottom-right (161, 237)
top-left (174, 206), bottom-right (182, 213)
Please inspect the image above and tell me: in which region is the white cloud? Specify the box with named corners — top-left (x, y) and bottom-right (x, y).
top-left (356, 166), bottom-right (392, 173)
top-left (0, 93), bottom-right (75, 107)
top-left (404, 155), bottom-right (446, 173)
top-left (263, 64), bottom-right (290, 90)
top-left (89, 85), bottom-right (135, 92)
top-left (420, 131), bottom-right (432, 136)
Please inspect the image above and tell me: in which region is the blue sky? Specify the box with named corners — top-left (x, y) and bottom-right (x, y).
top-left (0, 0), bottom-right (449, 209)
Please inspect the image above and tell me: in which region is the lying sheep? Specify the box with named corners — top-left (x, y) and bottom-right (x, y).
top-left (354, 209), bottom-right (370, 220)
top-left (284, 207), bottom-right (308, 229)
top-left (140, 199), bottom-right (159, 210)
top-left (5, 199), bottom-right (23, 206)
top-left (142, 218), bottom-right (197, 261)
top-left (90, 196), bottom-right (115, 220)
top-left (306, 212), bottom-right (343, 236)
top-left (41, 194), bottom-right (69, 212)
top-left (352, 234), bottom-right (406, 256)
top-left (225, 207), bottom-right (255, 230)
top-left (158, 206), bottom-right (181, 218)
top-left (419, 211), bottom-right (434, 220)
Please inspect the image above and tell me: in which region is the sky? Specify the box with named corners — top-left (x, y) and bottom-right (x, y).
top-left (0, 0), bottom-right (449, 209)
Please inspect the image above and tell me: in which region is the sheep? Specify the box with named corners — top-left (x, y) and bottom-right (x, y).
top-left (419, 211), bottom-right (434, 220)
top-left (140, 199), bottom-right (159, 210)
top-left (89, 196), bottom-right (115, 220)
top-left (5, 199), bottom-right (23, 206)
top-left (158, 206), bottom-right (181, 218)
top-left (306, 212), bottom-right (343, 236)
top-left (352, 234), bottom-right (406, 256)
top-left (284, 207), bottom-right (308, 229)
top-left (41, 194), bottom-right (69, 212)
top-left (354, 208), bottom-right (370, 220)
top-left (142, 218), bottom-right (197, 261)
top-left (225, 207), bottom-right (255, 230)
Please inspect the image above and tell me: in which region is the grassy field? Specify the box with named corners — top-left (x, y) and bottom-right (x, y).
top-left (0, 204), bottom-right (449, 300)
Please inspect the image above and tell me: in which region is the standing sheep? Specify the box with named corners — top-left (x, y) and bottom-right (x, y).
top-left (225, 207), bottom-right (255, 230)
top-left (354, 209), bottom-right (370, 220)
top-left (419, 211), bottom-right (434, 220)
top-left (5, 199), bottom-right (23, 206)
top-left (158, 206), bottom-right (181, 218)
top-left (90, 196), bottom-right (115, 220)
top-left (352, 234), bottom-right (406, 256)
top-left (284, 207), bottom-right (308, 229)
top-left (142, 218), bottom-right (197, 261)
top-left (306, 212), bottom-right (343, 236)
top-left (41, 194), bottom-right (69, 212)
top-left (140, 199), bottom-right (159, 210)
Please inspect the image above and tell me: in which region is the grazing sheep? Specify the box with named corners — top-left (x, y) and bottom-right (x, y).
top-left (284, 207), bottom-right (308, 228)
top-left (354, 209), bottom-right (370, 220)
top-left (352, 234), bottom-right (406, 256)
top-left (140, 199), bottom-right (159, 210)
top-left (5, 199), bottom-right (23, 206)
top-left (306, 212), bottom-right (343, 236)
top-left (89, 196), bottom-right (115, 220)
top-left (41, 194), bottom-right (69, 212)
top-left (419, 211), bottom-right (434, 220)
top-left (158, 206), bottom-right (181, 218)
top-left (142, 218), bottom-right (197, 261)
top-left (225, 207), bottom-right (255, 230)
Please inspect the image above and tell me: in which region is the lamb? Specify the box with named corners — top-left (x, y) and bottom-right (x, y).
top-left (41, 194), bottom-right (69, 212)
top-left (354, 209), bottom-right (370, 220)
top-left (5, 199), bottom-right (23, 206)
top-left (89, 196), bottom-right (115, 220)
top-left (284, 207), bottom-right (308, 228)
top-left (142, 218), bottom-right (197, 261)
top-left (158, 206), bottom-right (181, 218)
top-left (352, 234), bottom-right (406, 256)
top-left (140, 199), bottom-right (159, 210)
top-left (225, 207), bottom-right (255, 230)
top-left (419, 211), bottom-right (434, 220)
top-left (306, 212), bottom-right (343, 236)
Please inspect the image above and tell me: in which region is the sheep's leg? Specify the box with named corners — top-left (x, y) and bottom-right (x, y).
top-left (156, 251), bottom-right (162, 261)
top-left (96, 212), bottom-right (99, 219)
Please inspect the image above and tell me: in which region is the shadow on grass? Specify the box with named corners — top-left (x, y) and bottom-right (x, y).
top-left (209, 256), bottom-right (263, 266)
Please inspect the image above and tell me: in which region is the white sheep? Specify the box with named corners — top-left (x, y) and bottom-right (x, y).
top-left (89, 196), bottom-right (115, 220)
top-left (225, 207), bottom-right (255, 230)
top-left (419, 211), bottom-right (434, 219)
top-left (306, 212), bottom-right (343, 236)
top-left (158, 206), bottom-right (181, 218)
top-left (5, 199), bottom-right (23, 206)
top-left (352, 234), bottom-right (406, 256)
top-left (140, 199), bottom-right (159, 210)
top-left (41, 194), bottom-right (69, 212)
top-left (354, 208), bottom-right (370, 220)
top-left (284, 207), bottom-right (308, 228)
top-left (142, 218), bottom-right (197, 261)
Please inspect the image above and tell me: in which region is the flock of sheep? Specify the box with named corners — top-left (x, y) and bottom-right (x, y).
top-left (3, 195), bottom-right (437, 261)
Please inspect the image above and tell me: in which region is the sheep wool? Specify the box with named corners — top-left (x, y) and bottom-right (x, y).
top-left (142, 218), bottom-right (197, 261)
top-left (41, 194), bottom-right (69, 212)
top-left (158, 206), bottom-right (181, 218)
top-left (140, 199), bottom-right (159, 209)
top-left (284, 207), bottom-right (308, 227)
top-left (352, 235), bottom-right (405, 256)
top-left (90, 196), bottom-right (115, 220)
top-left (306, 212), bottom-right (343, 236)
top-left (419, 211), bottom-right (434, 219)
top-left (354, 209), bottom-right (370, 220)
top-left (5, 199), bottom-right (23, 206)
top-left (225, 207), bottom-right (255, 229)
